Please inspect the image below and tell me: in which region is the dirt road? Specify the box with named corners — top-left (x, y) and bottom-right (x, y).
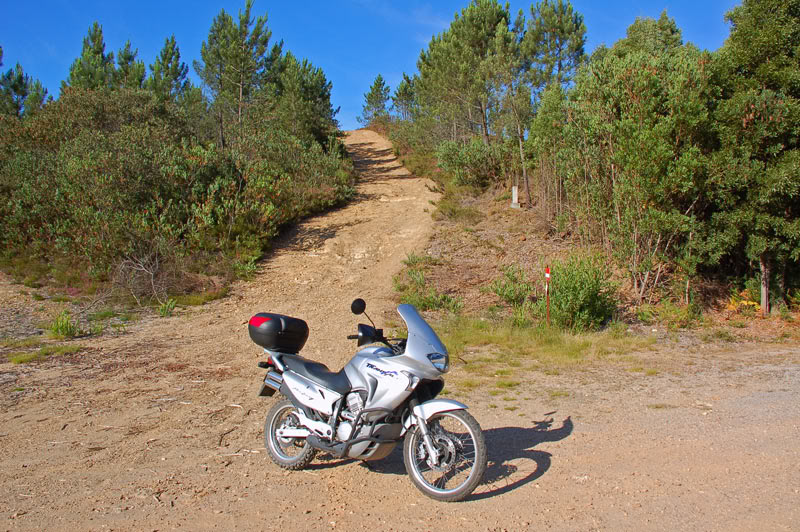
top-left (1, 130), bottom-right (799, 531)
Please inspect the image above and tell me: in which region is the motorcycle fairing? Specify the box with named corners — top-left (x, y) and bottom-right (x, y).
top-left (397, 304), bottom-right (448, 360)
top-left (282, 371), bottom-right (342, 416)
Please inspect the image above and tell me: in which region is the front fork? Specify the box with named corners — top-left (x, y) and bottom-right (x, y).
top-left (409, 398), bottom-right (441, 466)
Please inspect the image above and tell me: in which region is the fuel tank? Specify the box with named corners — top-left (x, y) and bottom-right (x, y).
top-left (343, 346), bottom-right (413, 416)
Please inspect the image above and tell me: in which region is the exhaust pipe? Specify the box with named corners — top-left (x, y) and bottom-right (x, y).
top-left (258, 370), bottom-right (283, 397)
top-left (264, 370), bottom-right (283, 391)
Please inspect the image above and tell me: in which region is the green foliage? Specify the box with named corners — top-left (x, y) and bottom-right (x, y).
top-left (0, 79), bottom-right (353, 301)
top-left (158, 298), bottom-right (176, 317)
top-left (63, 22), bottom-right (116, 90)
top-left (359, 73), bottom-right (391, 126)
top-left (531, 254), bottom-right (617, 331)
top-left (193, 0), bottom-right (283, 147)
top-left (436, 138), bottom-right (502, 187)
top-left (1, 62), bottom-right (50, 117)
top-left (708, 0), bottom-right (800, 312)
top-left (393, 266), bottom-right (462, 314)
top-left (147, 35), bottom-right (189, 101)
top-left (490, 264), bottom-right (533, 307)
top-left (8, 344), bottom-right (83, 364)
top-left (523, 0), bottom-right (587, 89)
top-left (113, 41), bottom-right (145, 89)
top-left (391, 73), bottom-right (416, 121)
top-left (49, 311), bottom-right (82, 339)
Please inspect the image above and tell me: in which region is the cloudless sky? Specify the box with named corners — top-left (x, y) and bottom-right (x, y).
top-left (1, 1), bottom-right (738, 131)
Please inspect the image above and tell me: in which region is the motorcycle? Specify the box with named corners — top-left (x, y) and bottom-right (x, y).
top-left (248, 298), bottom-right (487, 502)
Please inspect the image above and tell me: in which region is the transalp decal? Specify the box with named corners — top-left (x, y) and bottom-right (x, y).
top-left (366, 362), bottom-right (397, 378)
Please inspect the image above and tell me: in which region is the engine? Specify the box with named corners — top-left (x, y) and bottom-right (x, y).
top-left (337, 391), bottom-right (366, 441)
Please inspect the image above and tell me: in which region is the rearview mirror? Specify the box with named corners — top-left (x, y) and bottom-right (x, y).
top-left (351, 298), bottom-right (366, 315)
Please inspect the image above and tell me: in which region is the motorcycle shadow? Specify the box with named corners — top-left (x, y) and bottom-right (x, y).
top-left (312, 415), bottom-right (573, 501)
top-left (468, 415), bottom-right (573, 500)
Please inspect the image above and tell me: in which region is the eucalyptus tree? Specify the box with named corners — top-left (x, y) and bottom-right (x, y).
top-left (710, 0), bottom-right (800, 314)
top-left (556, 13), bottom-right (715, 302)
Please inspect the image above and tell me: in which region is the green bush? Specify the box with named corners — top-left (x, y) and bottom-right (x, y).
top-left (435, 138), bottom-right (502, 187)
top-left (0, 88), bottom-right (355, 301)
top-left (49, 311), bottom-right (82, 338)
top-left (490, 265), bottom-right (533, 307)
top-left (532, 253), bottom-right (617, 331)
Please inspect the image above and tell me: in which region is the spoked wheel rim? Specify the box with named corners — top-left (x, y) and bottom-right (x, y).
top-left (269, 404), bottom-right (309, 461)
top-left (408, 412), bottom-right (480, 496)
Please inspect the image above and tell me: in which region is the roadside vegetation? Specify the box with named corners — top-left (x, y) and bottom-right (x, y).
top-left (362, 0), bottom-right (800, 391)
top-left (0, 0), bottom-right (354, 320)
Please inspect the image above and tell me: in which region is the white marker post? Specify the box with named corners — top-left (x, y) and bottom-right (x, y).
top-left (511, 186), bottom-right (520, 209)
top-left (545, 266), bottom-right (551, 326)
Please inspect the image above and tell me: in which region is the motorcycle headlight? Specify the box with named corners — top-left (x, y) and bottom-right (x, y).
top-left (427, 352), bottom-right (449, 373)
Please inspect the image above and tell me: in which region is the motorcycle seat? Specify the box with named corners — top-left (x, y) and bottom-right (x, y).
top-left (283, 355), bottom-right (352, 395)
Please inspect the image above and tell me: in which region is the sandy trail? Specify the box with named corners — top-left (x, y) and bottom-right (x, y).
top-left (1, 130), bottom-right (798, 531)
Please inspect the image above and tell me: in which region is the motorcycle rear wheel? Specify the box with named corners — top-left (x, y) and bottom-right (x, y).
top-left (264, 399), bottom-right (316, 470)
top-left (403, 409), bottom-right (487, 502)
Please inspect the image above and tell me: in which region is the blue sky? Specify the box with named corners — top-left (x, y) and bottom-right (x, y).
top-left (1, 1), bottom-right (738, 131)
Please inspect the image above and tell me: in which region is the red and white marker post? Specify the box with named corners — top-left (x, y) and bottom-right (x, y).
top-left (545, 266), bottom-right (551, 326)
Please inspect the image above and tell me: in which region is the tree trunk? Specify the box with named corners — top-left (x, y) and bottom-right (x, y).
top-left (778, 260), bottom-right (787, 304)
top-left (479, 102), bottom-right (489, 146)
top-left (760, 254), bottom-right (771, 317)
top-left (515, 117), bottom-right (532, 209)
top-left (218, 109), bottom-right (225, 150)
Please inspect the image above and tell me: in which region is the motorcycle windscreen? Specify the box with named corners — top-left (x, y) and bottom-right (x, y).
top-left (397, 304), bottom-right (448, 357)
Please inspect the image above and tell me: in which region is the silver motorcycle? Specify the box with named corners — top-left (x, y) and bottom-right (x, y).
top-left (249, 298), bottom-right (487, 501)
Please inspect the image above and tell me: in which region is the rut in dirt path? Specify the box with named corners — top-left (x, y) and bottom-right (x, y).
top-left (236, 128), bottom-right (439, 367)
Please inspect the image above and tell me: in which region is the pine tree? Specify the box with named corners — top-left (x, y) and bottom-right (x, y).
top-left (0, 62), bottom-right (49, 117)
top-left (523, 0), bottom-right (586, 91)
top-left (147, 35), bottom-right (189, 100)
top-left (391, 73), bottom-right (416, 121)
top-left (487, 11), bottom-right (534, 205)
top-left (63, 22), bottom-right (115, 91)
top-left (194, 0), bottom-right (283, 147)
top-left (113, 41), bottom-right (145, 89)
top-left (417, 0), bottom-right (509, 144)
top-left (273, 52), bottom-right (337, 146)
top-left (358, 74), bottom-right (390, 125)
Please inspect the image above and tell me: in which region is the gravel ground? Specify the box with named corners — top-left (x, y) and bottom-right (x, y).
top-left (0, 130), bottom-right (798, 531)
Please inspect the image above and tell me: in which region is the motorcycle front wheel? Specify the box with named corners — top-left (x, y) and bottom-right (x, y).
top-left (403, 409), bottom-right (487, 502)
top-left (264, 399), bottom-right (316, 470)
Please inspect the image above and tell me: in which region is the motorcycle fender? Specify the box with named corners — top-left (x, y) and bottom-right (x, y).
top-left (403, 399), bottom-right (468, 430)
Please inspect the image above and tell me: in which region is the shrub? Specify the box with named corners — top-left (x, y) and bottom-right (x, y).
top-left (0, 88), bottom-right (355, 301)
top-left (436, 138), bottom-right (501, 187)
top-left (532, 253), bottom-right (617, 331)
top-left (490, 265), bottom-right (533, 307)
top-left (49, 311), bottom-right (82, 338)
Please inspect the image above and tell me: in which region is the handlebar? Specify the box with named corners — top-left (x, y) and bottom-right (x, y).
top-left (347, 335), bottom-right (359, 340)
